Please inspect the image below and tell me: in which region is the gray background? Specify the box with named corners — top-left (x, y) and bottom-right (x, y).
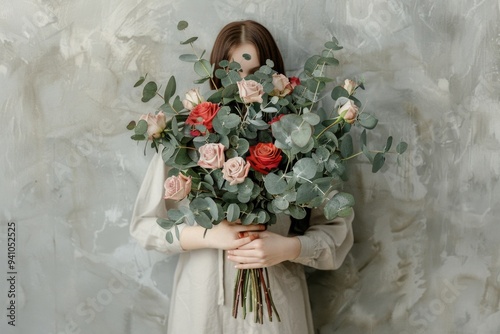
top-left (1, 0), bottom-right (499, 333)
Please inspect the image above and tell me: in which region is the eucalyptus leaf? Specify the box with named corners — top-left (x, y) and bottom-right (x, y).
top-left (264, 173), bottom-right (288, 195)
top-left (340, 134), bottom-right (353, 158)
top-left (194, 59), bottom-right (212, 78)
top-left (164, 76), bottom-right (176, 103)
top-left (134, 119), bottom-right (148, 135)
top-left (323, 192), bottom-right (355, 220)
top-left (180, 36), bottom-right (198, 45)
top-left (397, 141), bottom-right (408, 154)
top-left (142, 81), bottom-right (158, 102)
top-left (372, 152), bottom-right (386, 173)
top-left (177, 21), bottom-right (188, 30)
top-left (384, 136), bottom-right (393, 152)
top-left (134, 75), bottom-right (147, 87)
top-left (126, 121), bottom-right (136, 130)
top-left (226, 203), bottom-right (240, 222)
top-left (358, 113), bottom-right (378, 129)
top-left (179, 54), bottom-right (199, 62)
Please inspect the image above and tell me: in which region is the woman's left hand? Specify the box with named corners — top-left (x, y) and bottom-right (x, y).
top-left (226, 231), bottom-right (301, 269)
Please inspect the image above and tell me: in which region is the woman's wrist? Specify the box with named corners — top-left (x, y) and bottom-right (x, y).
top-left (286, 236), bottom-right (302, 261)
top-left (179, 225), bottom-right (211, 250)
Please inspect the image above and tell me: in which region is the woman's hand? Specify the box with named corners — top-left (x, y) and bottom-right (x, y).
top-left (180, 219), bottom-right (264, 251)
top-left (226, 231), bottom-right (301, 269)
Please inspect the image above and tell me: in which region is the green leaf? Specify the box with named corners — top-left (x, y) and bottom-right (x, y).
top-left (340, 134), bottom-right (353, 158)
top-left (130, 134), bottom-right (145, 141)
top-left (134, 119), bottom-right (148, 135)
top-left (289, 205), bottom-right (307, 219)
top-left (177, 21), bottom-right (188, 30)
top-left (302, 113), bottom-right (320, 126)
top-left (331, 86), bottom-right (349, 100)
top-left (142, 81), bottom-right (158, 102)
top-left (165, 231), bottom-right (174, 243)
top-left (293, 158), bottom-right (317, 181)
top-left (194, 59), bottom-right (212, 78)
top-left (324, 40), bottom-right (343, 50)
top-left (179, 54), bottom-right (198, 62)
top-left (162, 143), bottom-right (176, 162)
top-left (164, 76), bottom-right (176, 103)
top-left (323, 192), bottom-right (355, 220)
top-left (264, 173), bottom-right (288, 195)
top-left (204, 197), bottom-right (219, 221)
top-left (242, 53), bottom-right (251, 60)
top-left (372, 152), bottom-right (386, 173)
top-left (296, 183), bottom-right (317, 204)
top-left (272, 197), bottom-right (289, 211)
top-left (134, 75), bottom-right (147, 87)
top-left (358, 113), bottom-right (378, 129)
top-left (126, 120), bottom-right (136, 130)
top-left (196, 212), bottom-right (212, 229)
top-left (397, 141), bottom-right (408, 154)
top-left (180, 36), bottom-right (198, 45)
top-left (304, 55), bottom-right (321, 74)
top-left (291, 123), bottom-right (313, 148)
top-left (360, 129), bottom-right (367, 146)
top-left (226, 203), bottom-right (240, 222)
top-left (384, 136), bottom-right (393, 153)
top-left (157, 218), bottom-right (175, 230)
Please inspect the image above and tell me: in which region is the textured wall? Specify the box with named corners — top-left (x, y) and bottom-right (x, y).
top-left (1, 0), bottom-right (499, 333)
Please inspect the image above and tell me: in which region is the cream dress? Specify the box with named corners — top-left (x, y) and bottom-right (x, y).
top-left (130, 153), bottom-right (354, 334)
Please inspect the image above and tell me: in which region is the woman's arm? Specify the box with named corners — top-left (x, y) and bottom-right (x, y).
top-left (130, 153), bottom-right (263, 253)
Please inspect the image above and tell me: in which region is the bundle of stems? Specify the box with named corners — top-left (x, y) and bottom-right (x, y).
top-left (232, 267), bottom-right (281, 324)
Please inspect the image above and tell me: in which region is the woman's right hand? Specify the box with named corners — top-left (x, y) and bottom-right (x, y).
top-left (180, 219), bottom-right (265, 251)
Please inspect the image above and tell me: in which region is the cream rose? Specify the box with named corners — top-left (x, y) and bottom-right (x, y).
top-left (342, 79), bottom-right (358, 95)
top-left (139, 111), bottom-right (166, 140)
top-left (222, 157), bottom-right (251, 185)
top-left (163, 174), bottom-right (192, 201)
top-left (237, 79), bottom-right (264, 104)
top-left (270, 73), bottom-right (292, 97)
top-left (337, 100), bottom-right (359, 124)
top-left (197, 143), bottom-right (226, 169)
top-left (182, 88), bottom-right (204, 110)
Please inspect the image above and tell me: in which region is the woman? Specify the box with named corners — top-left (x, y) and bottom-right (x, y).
top-left (130, 20), bottom-right (354, 334)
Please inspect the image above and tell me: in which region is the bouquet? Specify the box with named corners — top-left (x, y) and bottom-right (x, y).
top-left (128, 21), bottom-right (406, 324)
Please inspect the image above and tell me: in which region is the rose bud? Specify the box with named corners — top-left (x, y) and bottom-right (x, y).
top-left (182, 88), bottom-right (204, 110)
top-left (270, 73), bottom-right (292, 97)
top-left (337, 100), bottom-right (359, 124)
top-left (139, 111), bottom-right (166, 140)
top-left (342, 79), bottom-right (358, 95)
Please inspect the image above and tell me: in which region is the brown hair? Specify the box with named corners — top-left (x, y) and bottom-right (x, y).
top-left (210, 20), bottom-right (285, 89)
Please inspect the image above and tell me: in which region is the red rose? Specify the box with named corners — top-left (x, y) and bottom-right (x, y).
top-left (289, 76), bottom-right (301, 89)
top-left (185, 102), bottom-right (220, 135)
top-left (246, 143), bottom-right (282, 175)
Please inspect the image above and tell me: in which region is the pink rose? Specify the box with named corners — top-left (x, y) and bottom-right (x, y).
top-left (222, 157), bottom-right (251, 185)
top-left (270, 73), bottom-right (292, 97)
top-left (182, 88), bottom-right (204, 110)
top-left (139, 111), bottom-right (166, 140)
top-left (237, 79), bottom-right (264, 104)
top-left (197, 143), bottom-right (226, 169)
top-left (163, 174), bottom-right (192, 201)
top-left (337, 100), bottom-right (359, 124)
top-left (342, 79), bottom-right (358, 95)
top-left (289, 76), bottom-right (301, 89)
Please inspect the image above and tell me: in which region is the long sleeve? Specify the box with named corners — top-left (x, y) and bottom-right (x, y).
top-left (291, 204), bottom-right (354, 270)
top-left (130, 152), bottom-right (187, 254)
